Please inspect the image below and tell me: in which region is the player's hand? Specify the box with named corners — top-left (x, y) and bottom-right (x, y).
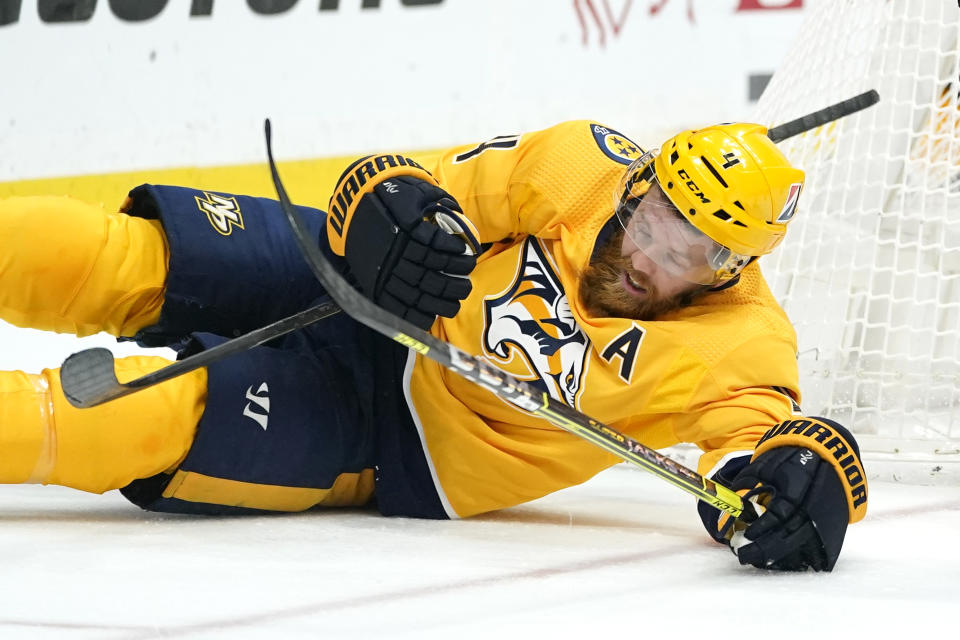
top-left (327, 164), bottom-right (480, 330)
top-left (698, 417), bottom-right (868, 571)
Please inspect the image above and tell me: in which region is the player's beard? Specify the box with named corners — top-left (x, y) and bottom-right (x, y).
top-left (579, 229), bottom-right (705, 321)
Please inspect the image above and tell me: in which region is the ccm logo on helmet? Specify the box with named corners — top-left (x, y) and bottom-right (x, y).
top-left (676, 169), bottom-right (711, 204)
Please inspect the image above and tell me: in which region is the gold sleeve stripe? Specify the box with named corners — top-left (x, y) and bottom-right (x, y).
top-left (753, 418), bottom-right (868, 523)
top-left (162, 468), bottom-right (375, 511)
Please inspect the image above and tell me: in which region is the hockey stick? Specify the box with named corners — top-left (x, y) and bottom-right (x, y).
top-left (59, 300), bottom-right (341, 408)
top-left (767, 89), bottom-right (879, 142)
top-left (263, 120), bottom-right (757, 522)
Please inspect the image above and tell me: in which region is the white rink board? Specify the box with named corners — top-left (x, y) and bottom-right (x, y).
top-left (1, 0), bottom-right (806, 180)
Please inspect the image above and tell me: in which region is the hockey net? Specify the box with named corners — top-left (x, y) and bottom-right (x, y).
top-left (753, 0), bottom-right (960, 484)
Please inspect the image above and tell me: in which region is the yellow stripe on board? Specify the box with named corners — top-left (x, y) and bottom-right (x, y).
top-left (0, 155), bottom-right (368, 211)
top-left (162, 468), bottom-right (375, 511)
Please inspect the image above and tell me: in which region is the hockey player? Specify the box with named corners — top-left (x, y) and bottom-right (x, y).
top-left (0, 120), bottom-right (866, 571)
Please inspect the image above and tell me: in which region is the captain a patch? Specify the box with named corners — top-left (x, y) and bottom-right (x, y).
top-left (591, 123), bottom-right (644, 165)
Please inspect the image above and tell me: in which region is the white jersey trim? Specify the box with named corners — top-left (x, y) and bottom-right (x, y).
top-left (401, 349), bottom-right (459, 519)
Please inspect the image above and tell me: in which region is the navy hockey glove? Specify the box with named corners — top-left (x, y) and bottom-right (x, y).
top-left (326, 155), bottom-right (480, 330)
top-left (698, 417), bottom-right (868, 571)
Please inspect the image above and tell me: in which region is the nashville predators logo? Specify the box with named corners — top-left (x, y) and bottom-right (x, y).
top-left (483, 238), bottom-right (590, 408)
top-left (195, 192), bottom-right (244, 236)
top-left (591, 123), bottom-right (644, 165)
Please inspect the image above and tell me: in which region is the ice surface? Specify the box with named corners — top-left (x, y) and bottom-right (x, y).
top-left (1, 468), bottom-right (958, 639)
top-left (1, 324), bottom-right (959, 638)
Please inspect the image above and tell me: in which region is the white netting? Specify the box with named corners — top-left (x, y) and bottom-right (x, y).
top-left (753, 0), bottom-right (960, 483)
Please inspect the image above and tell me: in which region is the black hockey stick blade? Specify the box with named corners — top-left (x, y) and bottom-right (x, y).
top-left (264, 119), bottom-right (757, 523)
top-left (60, 300), bottom-right (341, 408)
top-left (767, 89), bottom-right (879, 143)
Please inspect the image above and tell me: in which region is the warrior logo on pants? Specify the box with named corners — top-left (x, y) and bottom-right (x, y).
top-left (242, 382), bottom-right (271, 430)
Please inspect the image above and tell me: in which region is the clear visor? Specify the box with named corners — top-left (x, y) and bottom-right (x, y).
top-left (613, 151), bottom-right (750, 285)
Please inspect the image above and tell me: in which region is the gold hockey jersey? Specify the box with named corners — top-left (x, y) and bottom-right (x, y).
top-left (403, 121), bottom-right (800, 518)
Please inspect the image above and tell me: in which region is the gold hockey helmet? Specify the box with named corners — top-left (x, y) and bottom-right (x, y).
top-left (615, 123), bottom-right (805, 284)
